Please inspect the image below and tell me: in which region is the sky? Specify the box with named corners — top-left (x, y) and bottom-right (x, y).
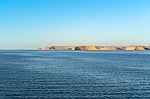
top-left (0, 0), bottom-right (150, 48)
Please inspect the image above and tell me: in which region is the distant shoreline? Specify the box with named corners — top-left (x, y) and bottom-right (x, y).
top-left (38, 45), bottom-right (150, 51)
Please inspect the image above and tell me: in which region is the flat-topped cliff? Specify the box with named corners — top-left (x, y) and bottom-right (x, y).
top-left (75, 46), bottom-right (97, 50)
top-left (38, 45), bottom-right (150, 50)
top-left (125, 46), bottom-right (145, 50)
top-left (97, 46), bottom-right (125, 50)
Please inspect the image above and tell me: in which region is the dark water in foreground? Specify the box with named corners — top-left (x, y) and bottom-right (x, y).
top-left (0, 50), bottom-right (150, 99)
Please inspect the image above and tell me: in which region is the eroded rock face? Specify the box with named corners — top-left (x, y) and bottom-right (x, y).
top-left (125, 46), bottom-right (145, 50)
top-left (97, 46), bottom-right (124, 50)
top-left (75, 46), bottom-right (97, 50)
top-left (49, 46), bottom-right (75, 50)
top-left (145, 46), bottom-right (150, 50)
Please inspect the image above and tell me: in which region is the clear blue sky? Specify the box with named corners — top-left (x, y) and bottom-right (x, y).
top-left (0, 0), bottom-right (150, 48)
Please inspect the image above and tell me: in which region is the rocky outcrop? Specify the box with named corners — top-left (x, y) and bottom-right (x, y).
top-left (48, 46), bottom-right (75, 50)
top-left (125, 46), bottom-right (146, 50)
top-left (145, 46), bottom-right (150, 50)
top-left (75, 46), bottom-right (97, 50)
top-left (97, 46), bottom-right (124, 50)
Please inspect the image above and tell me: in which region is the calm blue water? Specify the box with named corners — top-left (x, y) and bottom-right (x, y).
top-left (0, 50), bottom-right (150, 98)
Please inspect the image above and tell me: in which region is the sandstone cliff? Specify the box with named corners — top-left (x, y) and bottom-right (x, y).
top-left (48, 46), bottom-right (75, 50)
top-left (97, 46), bottom-right (124, 50)
top-left (125, 46), bottom-right (146, 50)
top-left (75, 46), bottom-right (97, 50)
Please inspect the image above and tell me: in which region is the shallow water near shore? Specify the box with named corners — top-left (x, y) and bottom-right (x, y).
top-left (0, 50), bottom-right (150, 98)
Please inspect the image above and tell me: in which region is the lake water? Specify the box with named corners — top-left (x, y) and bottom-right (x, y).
top-left (0, 50), bottom-right (150, 98)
